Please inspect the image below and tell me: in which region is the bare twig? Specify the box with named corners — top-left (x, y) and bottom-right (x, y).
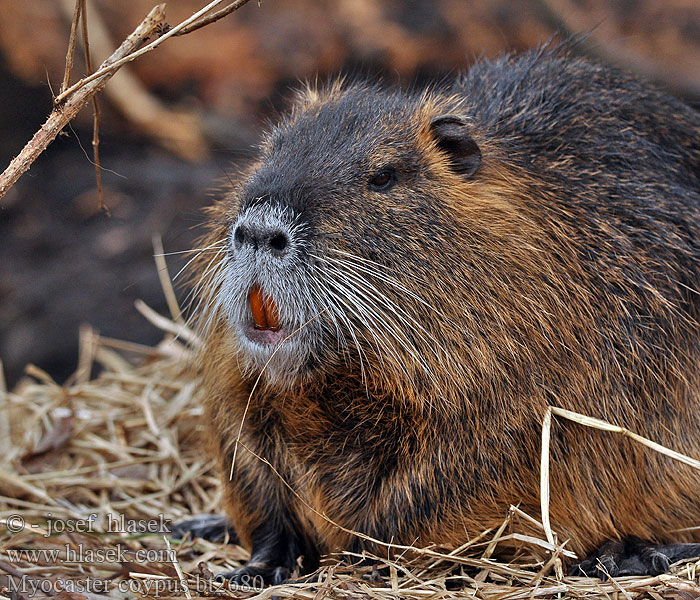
top-left (540, 407), bottom-right (554, 548)
top-left (152, 235), bottom-right (185, 325)
top-left (61, 0), bottom-right (82, 93)
top-left (79, 0), bottom-right (106, 213)
top-left (540, 408), bottom-right (567, 579)
top-left (174, 0), bottom-right (252, 36)
top-left (134, 299), bottom-right (200, 347)
top-left (550, 406), bottom-right (700, 471)
top-left (0, 5), bottom-right (167, 201)
top-left (3, 0), bottom-right (251, 198)
top-left (79, 0), bottom-right (94, 80)
top-left (54, 0), bottom-right (254, 105)
top-left (91, 104), bottom-right (105, 211)
top-left (58, 0), bottom-right (208, 162)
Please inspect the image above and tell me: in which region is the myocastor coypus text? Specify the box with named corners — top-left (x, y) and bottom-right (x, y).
top-left (185, 46), bottom-right (700, 582)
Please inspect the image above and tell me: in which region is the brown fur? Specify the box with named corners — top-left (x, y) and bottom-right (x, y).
top-left (189, 49), bottom-right (700, 577)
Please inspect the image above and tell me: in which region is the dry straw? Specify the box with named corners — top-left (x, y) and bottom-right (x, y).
top-left (1, 274), bottom-right (700, 598)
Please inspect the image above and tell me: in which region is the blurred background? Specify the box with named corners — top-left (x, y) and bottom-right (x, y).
top-left (0, 0), bottom-right (698, 388)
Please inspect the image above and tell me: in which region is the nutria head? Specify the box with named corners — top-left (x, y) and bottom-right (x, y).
top-left (209, 82), bottom-right (496, 394)
top-left (197, 73), bottom-right (601, 417)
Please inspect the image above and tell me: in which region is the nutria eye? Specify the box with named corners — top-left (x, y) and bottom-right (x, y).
top-left (369, 169), bottom-right (396, 191)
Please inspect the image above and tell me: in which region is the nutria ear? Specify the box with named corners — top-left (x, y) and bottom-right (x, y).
top-left (429, 115), bottom-right (482, 178)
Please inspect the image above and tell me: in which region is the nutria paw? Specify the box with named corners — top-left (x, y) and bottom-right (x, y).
top-left (215, 563), bottom-right (290, 587)
top-left (170, 514), bottom-right (238, 544)
top-left (571, 537), bottom-right (700, 579)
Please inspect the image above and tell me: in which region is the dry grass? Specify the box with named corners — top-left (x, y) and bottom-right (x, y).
top-left (1, 309), bottom-right (700, 599)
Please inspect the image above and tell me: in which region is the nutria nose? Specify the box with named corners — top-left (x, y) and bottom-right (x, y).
top-left (233, 223), bottom-right (290, 256)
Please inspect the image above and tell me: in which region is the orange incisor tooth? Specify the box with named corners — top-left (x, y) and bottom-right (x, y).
top-left (266, 295), bottom-right (280, 330)
top-left (249, 285), bottom-right (281, 331)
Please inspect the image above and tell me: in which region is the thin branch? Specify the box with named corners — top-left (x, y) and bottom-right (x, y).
top-left (57, 0), bottom-right (208, 161)
top-left (539, 407), bottom-right (553, 549)
top-left (61, 0), bottom-right (82, 93)
top-left (80, 0), bottom-right (106, 214)
top-left (174, 0), bottom-right (252, 36)
top-left (152, 235), bottom-right (184, 325)
top-left (91, 103), bottom-right (105, 212)
top-left (539, 406), bottom-right (564, 580)
top-left (0, 5), bottom-right (167, 201)
top-left (54, 0), bottom-right (254, 104)
top-left (134, 299), bottom-right (200, 347)
top-left (550, 406), bottom-right (700, 471)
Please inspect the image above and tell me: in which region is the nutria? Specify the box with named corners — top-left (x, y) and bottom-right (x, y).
top-left (184, 46), bottom-right (700, 582)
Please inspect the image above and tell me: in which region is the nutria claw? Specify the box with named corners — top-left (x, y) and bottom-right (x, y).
top-left (570, 537), bottom-right (700, 579)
